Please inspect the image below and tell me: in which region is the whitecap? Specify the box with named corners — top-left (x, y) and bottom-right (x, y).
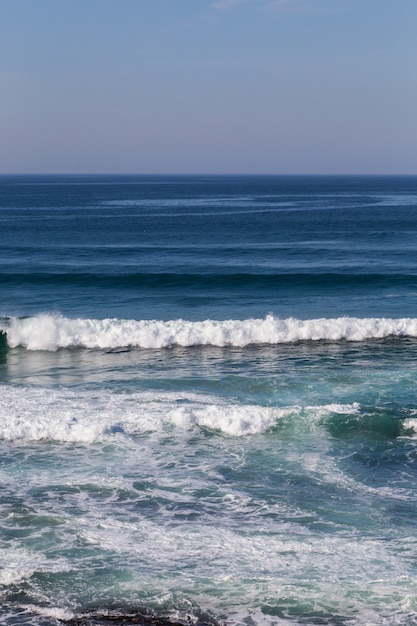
top-left (2, 313), bottom-right (417, 352)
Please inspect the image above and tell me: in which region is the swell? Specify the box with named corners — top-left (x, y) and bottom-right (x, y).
top-left (2, 314), bottom-right (417, 351)
top-left (0, 271), bottom-right (415, 290)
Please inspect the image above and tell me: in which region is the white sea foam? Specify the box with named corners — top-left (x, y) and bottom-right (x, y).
top-left (0, 386), bottom-right (360, 441)
top-left (401, 418), bottom-right (417, 437)
top-left (2, 313), bottom-right (417, 351)
top-left (0, 548), bottom-right (70, 586)
top-left (24, 606), bottom-right (76, 622)
top-left (67, 512), bottom-right (417, 626)
top-left (305, 402), bottom-right (361, 415)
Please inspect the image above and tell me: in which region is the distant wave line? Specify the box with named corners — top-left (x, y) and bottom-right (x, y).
top-left (0, 271), bottom-right (415, 290)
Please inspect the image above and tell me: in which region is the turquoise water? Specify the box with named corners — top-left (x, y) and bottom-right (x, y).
top-left (1, 176), bottom-right (417, 626)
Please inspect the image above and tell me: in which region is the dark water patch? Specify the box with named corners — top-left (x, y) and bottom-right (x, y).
top-left (261, 599), bottom-right (356, 625)
top-left (0, 328), bottom-right (7, 340)
top-left (63, 608), bottom-right (221, 626)
top-left (325, 409), bottom-right (404, 440)
top-left (66, 614), bottom-right (189, 626)
top-left (0, 330), bottom-right (8, 364)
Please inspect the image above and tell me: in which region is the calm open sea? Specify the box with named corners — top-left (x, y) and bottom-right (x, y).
top-left (1, 175), bottom-right (417, 626)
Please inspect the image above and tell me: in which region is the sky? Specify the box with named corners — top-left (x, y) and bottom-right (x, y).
top-left (1, 0), bottom-right (416, 174)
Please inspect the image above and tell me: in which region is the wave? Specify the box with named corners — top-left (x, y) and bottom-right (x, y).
top-left (2, 314), bottom-right (417, 352)
top-left (0, 386), bottom-right (362, 441)
top-left (0, 271), bottom-right (415, 290)
top-left (0, 384), bottom-right (413, 442)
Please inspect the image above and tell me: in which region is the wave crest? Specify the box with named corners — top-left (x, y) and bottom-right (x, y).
top-left (1, 314), bottom-right (417, 351)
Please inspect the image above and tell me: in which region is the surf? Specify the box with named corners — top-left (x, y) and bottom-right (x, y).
top-left (2, 313), bottom-right (417, 351)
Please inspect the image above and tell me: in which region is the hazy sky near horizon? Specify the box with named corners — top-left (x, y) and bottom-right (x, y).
top-left (1, 0), bottom-right (416, 174)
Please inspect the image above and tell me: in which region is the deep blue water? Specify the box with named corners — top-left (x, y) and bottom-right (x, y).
top-left (1, 175), bottom-right (417, 626)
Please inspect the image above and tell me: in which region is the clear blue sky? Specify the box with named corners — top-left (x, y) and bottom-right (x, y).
top-left (1, 0), bottom-right (416, 174)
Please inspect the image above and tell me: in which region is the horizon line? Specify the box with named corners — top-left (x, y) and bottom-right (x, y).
top-left (1, 172), bottom-right (416, 177)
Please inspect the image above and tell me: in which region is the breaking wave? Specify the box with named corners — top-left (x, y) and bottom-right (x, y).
top-left (1, 314), bottom-right (417, 352)
top-left (0, 386), bottom-right (361, 441)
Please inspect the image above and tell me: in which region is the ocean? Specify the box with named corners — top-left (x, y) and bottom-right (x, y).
top-left (1, 174), bottom-right (417, 626)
